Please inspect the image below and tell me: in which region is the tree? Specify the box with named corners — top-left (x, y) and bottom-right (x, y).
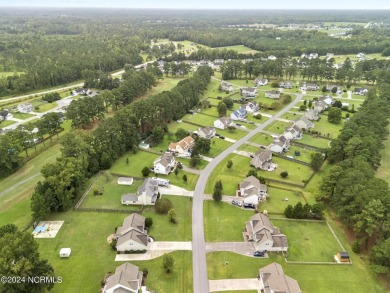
top-left (284, 205), bottom-right (294, 218)
top-left (174, 168), bottom-right (179, 176)
top-left (0, 225), bottom-right (55, 292)
top-left (254, 113), bottom-right (262, 119)
top-left (175, 128), bottom-right (188, 140)
top-left (331, 86), bottom-right (338, 94)
top-left (214, 180), bottom-right (223, 191)
top-left (217, 101), bottom-right (227, 117)
top-left (227, 125), bottom-right (236, 132)
top-left (183, 174), bottom-right (187, 183)
top-left (142, 166), bottom-right (150, 177)
top-left (151, 126), bottom-right (165, 144)
top-left (163, 254), bottom-right (175, 273)
top-left (280, 171), bottom-right (288, 178)
top-left (145, 217), bottom-right (153, 229)
top-left (226, 159), bottom-right (233, 171)
top-left (193, 137), bottom-right (211, 155)
top-left (212, 188), bottom-right (222, 202)
top-left (190, 155), bottom-right (200, 167)
top-left (222, 97), bottom-right (233, 109)
top-left (299, 105), bottom-right (307, 111)
top-left (328, 107), bottom-right (342, 124)
top-left (310, 153), bottom-right (324, 171)
top-left (371, 238), bottom-right (390, 272)
top-left (155, 198), bottom-right (173, 214)
top-left (168, 209), bottom-right (178, 224)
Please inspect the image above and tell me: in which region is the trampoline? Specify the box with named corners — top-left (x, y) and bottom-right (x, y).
top-left (33, 226), bottom-right (47, 233)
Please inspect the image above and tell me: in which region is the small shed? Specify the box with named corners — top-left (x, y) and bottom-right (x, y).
top-left (117, 177), bottom-right (133, 186)
top-left (336, 252), bottom-right (350, 263)
top-left (59, 248), bottom-right (71, 258)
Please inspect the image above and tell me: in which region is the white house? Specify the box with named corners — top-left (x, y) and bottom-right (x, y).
top-left (254, 78), bottom-right (268, 86)
top-left (268, 135), bottom-right (290, 154)
top-left (153, 153), bottom-right (176, 175)
top-left (265, 90), bottom-right (281, 99)
top-left (294, 117), bottom-right (314, 130)
top-left (251, 150), bottom-right (275, 171)
top-left (168, 136), bottom-right (195, 155)
top-left (0, 110), bottom-right (13, 121)
top-left (313, 101), bottom-right (327, 112)
top-left (259, 263), bottom-right (301, 293)
top-left (197, 126), bottom-right (216, 139)
top-left (115, 213), bottom-right (149, 252)
top-left (302, 83), bottom-right (319, 91)
top-left (220, 81), bottom-right (234, 92)
top-left (118, 177), bottom-right (134, 186)
top-left (353, 87), bottom-right (368, 95)
top-left (237, 176), bottom-right (268, 205)
top-left (304, 109), bottom-right (320, 121)
top-left (244, 102), bottom-right (259, 114)
top-left (17, 102), bottom-right (34, 113)
top-left (318, 95), bottom-right (334, 105)
top-left (214, 117), bottom-right (236, 129)
top-left (241, 87), bottom-right (257, 97)
top-left (230, 108), bottom-right (247, 121)
top-left (284, 125), bottom-right (302, 140)
top-left (121, 178), bottom-right (159, 206)
top-left (279, 81), bottom-right (293, 89)
top-left (245, 213), bottom-right (288, 252)
top-left (268, 55), bottom-right (277, 60)
top-left (103, 263), bottom-right (143, 293)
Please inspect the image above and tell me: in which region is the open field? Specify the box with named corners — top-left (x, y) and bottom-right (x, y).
top-left (167, 121), bottom-right (199, 134)
top-left (285, 145), bottom-right (317, 163)
top-left (209, 138), bottom-right (233, 158)
top-left (176, 157), bottom-right (208, 170)
top-left (213, 45), bottom-right (259, 54)
top-left (260, 188), bottom-right (305, 214)
top-left (11, 112), bottom-right (35, 120)
top-left (377, 126), bottom-right (390, 183)
top-left (298, 135), bottom-right (331, 148)
top-left (263, 120), bottom-right (291, 134)
top-left (34, 101), bottom-right (58, 113)
top-left (0, 119), bottom-right (16, 128)
top-left (237, 144), bottom-right (259, 154)
top-left (312, 116), bottom-right (344, 139)
top-left (0, 71), bottom-right (24, 77)
top-left (146, 77), bottom-right (185, 98)
top-left (272, 219), bottom-right (342, 262)
top-left (249, 132), bottom-right (273, 146)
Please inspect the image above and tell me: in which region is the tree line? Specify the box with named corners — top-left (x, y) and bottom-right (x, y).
top-left (31, 66), bottom-right (213, 221)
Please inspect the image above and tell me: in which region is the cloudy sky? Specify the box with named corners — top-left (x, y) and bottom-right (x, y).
top-left (1, 0), bottom-right (389, 9)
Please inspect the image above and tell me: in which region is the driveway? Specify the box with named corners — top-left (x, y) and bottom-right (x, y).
top-left (206, 242), bottom-right (255, 256)
top-left (223, 137), bottom-right (237, 143)
top-left (209, 279), bottom-right (261, 292)
top-left (159, 185), bottom-right (194, 197)
top-left (233, 150), bottom-right (252, 158)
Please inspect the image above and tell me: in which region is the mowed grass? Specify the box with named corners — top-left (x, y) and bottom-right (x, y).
top-left (264, 120), bottom-right (291, 134)
top-left (272, 219), bottom-right (342, 262)
top-left (377, 125), bottom-right (390, 182)
top-left (145, 77), bottom-right (185, 98)
top-left (249, 132), bottom-right (273, 146)
top-left (298, 135), bottom-right (331, 148)
top-left (207, 252), bottom-right (386, 293)
top-left (34, 102), bottom-right (58, 113)
top-left (204, 201), bottom-right (256, 242)
top-left (237, 144), bottom-right (259, 154)
top-left (183, 112), bottom-right (216, 127)
top-left (206, 154), bottom-right (252, 195)
top-left (167, 121), bottom-right (199, 134)
top-left (110, 150), bottom-right (160, 178)
top-left (312, 116), bottom-right (344, 139)
top-left (11, 112), bottom-right (35, 120)
top-left (36, 210), bottom-right (192, 293)
top-left (284, 145), bottom-right (317, 164)
top-left (213, 45), bottom-right (259, 54)
top-left (0, 119), bottom-right (16, 127)
top-left (260, 188), bottom-right (305, 214)
top-left (208, 138), bottom-right (233, 158)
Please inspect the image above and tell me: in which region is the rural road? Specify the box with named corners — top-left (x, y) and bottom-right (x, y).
top-left (192, 94), bottom-right (303, 293)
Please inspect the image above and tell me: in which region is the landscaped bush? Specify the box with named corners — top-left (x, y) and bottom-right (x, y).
top-left (145, 217), bottom-right (153, 229)
top-left (253, 113), bottom-right (262, 119)
top-left (280, 171), bottom-right (288, 178)
top-left (155, 198), bottom-right (173, 214)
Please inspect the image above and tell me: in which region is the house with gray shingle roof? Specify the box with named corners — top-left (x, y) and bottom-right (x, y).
top-left (121, 178), bottom-right (159, 205)
top-left (294, 116), bottom-right (314, 131)
top-left (214, 117), bottom-right (236, 130)
top-left (304, 109), bottom-right (320, 121)
top-left (237, 176), bottom-right (268, 205)
top-left (245, 213), bottom-right (288, 252)
top-left (103, 262), bottom-right (143, 293)
top-left (115, 213), bottom-right (149, 252)
top-left (251, 150), bottom-right (275, 171)
top-left (259, 262), bottom-right (301, 293)
top-left (268, 135), bottom-right (290, 154)
top-left (153, 153), bottom-right (176, 175)
top-left (220, 81), bottom-right (234, 92)
top-left (197, 126), bottom-right (216, 139)
top-left (265, 90), bottom-right (281, 99)
top-left (284, 125), bottom-right (302, 140)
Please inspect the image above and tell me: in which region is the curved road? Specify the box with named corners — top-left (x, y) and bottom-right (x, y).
top-left (192, 94), bottom-right (303, 293)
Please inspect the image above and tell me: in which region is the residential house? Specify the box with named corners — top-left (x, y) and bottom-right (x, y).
top-left (244, 102), bottom-right (259, 114)
top-left (168, 136), bottom-right (195, 155)
top-left (230, 107), bottom-right (247, 121)
top-left (237, 176), bottom-right (268, 205)
top-left (336, 252), bottom-right (350, 263)
top-left (294, 117), bottom-right (314, 130)
top-left (303, 83), bottom-right (319, 91)
top-left (214, 59), bottom-right (224, 66)
top-left (245, 213), bottom-right (288, 252)
top-left (17, 102), bottom-right (33, 113)
top-left (313, 101), bottom-right (327, 112)
top-left (304, 109), bottom-right (320, 121)
top-left (265, 90), bottom-right (281, 99)
top-left (353, 87), bottom-right (368, 95)
top-left (326, 53), bottom-right (335, 61)
top-left (258, 263), bottom-right (301, 293)
top-left (283, 125), bottom-right (302, 140)
top-left (103, 263), bottom-right (143, 293)
top-left (72, 88), bottom-right (88, 96)
top-left (115, 213), bottom-right (149, 252)
top-left (251, 150), bottom-right (275, 171)
top-left (197, 126), bottom-right (216, 139)
top-left (214, 117), bottom-right (236, 130)
top-left (300, 53), bottom-right (307, 59)
top-left (254, 78), bottom-right (268, 86)
top-left (326, 84), bottom-right (342, 93)
top-left (318, 95), bottom-right (334, 105)
top-left (309, 53), bottom-right (318, 59)
top-left (0, 110), bottom-right (13, 121)
top-left (153, 153), bottom-right (176, 175)
top-left (241, 87), bottom-right (257, 97)
top-left (121, 178), bottom-right (159, 206)
top-left (268, 55), bottom-right (277, 60)
top-left (356, 52), bottom-right (365, 59)
top-left (279, 81), bottom-right (293, 89)
top-left (268, 135), bottom-right (290, 154)
top-left (220, 81), bottom-right (234, 92)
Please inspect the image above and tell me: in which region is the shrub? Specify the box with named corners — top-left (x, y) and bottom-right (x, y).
top-left (142, 268), bottom-right (149, 278)
top-left (155, 198), bottom-right (173, 214)
top-left (253, 113), bottom-right (262, 120)
top-left (145, 217), bottom-right (153, 229)
top-left (142, 167), bottom-right (150, 177)
top-left (280, 171), bottom-right (288, 178)
top-left (352, 241), bottom-right (361, 253)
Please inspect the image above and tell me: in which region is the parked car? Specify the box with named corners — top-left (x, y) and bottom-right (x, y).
top-left (253, 251), bottom-right (265, 257)
top-left (219, 136), bottom-right (225, 139)
top-left (249, 154), bottom-right (255, 158)
top-left (243, 203), bottom-right (255, 209)
top-left (232, 200), bottom-right (242, 207)
top-left (236, 123), bottom-right (241, 126)
top-left (215, 133), bottom-right (221, 137)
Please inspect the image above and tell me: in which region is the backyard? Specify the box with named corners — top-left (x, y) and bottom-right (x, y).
top-left (260, 188), bottom-right (305, 214)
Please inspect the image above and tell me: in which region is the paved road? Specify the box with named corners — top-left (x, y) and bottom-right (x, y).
top-left (192, 94), bottom-right (303, 293)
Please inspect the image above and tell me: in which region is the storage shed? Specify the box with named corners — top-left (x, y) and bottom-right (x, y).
top-left (117, 177), bottom-right (134, 186)
top-left (59, 248), bottom-right (71, 258)
top-left (336, 252), bottom-right (350, 263)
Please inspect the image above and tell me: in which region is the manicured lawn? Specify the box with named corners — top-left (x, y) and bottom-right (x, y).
top-left (200, 105), bottom-right (219, 116)
top-left (312, 116), bottom-right (344, 139)
top-left (237, 144), bottom-right (259, 154)
top-left (284, 145), bottom-right (317, 164)
top-left (213, 45), bottom-right (259, 54)
top-left (155, 170), bottom-right (198, 191)
top-left (249, 132), bottom-right (273, 146)
top-left (216, 128), bottom-right (248, 141)
top-left (264, 120), bottom-right (291, 135)
top-left (260, 188), bottom-right (305, 214)
top-left (34, 101), bottom-right (58, 113)
top-left (298, 135), bottom-right (331, 149)
top-left (204, 201), bottom-right (256, 242)
top-left (183, 112), bottom-right (216, 127)
top-left (167, 121), bottom-right (198, 134)
top-left (11, 112), bottom-right (35, 120)
top-left (0, 71), bottom-right (23, 77)
top-left (208, 138), bottom-right (233, 158)
top-left (0, 119), bottom-right (16, 128)
top-left (271, 219), bottom-right (343, 262)
top-left (258, 157), bottom-right (313, 185)
top-left (110, 150), bottom-right (160, 178)
top-left (145, 77), bottom-right (185, 98)
top-left (206, 154), bottom-right (252, 195)
top-left (207, 252), bottom-right (386, 293)
top-left (176, 157), bottom-right (208, 170)
top-left (377, 125), bottom-right (390, 182)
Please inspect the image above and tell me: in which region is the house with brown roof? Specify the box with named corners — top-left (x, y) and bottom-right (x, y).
top-left (103, 262), bottom-right (143, 293)
top-left (168, 136), bottom-right (195, 156)
top-left (251, 150), bottom-right (275, 171)
top-left (115, 213), bottom-right (149, 252)
top-left (245, 213), bottom-right (288, 252)
top-left (258, 263), bottom-right (301, 293)
top-left (121, 178), bottom-right (159, 206)
top-left (153, 153), bottom-right (176, 175)
top-left (265, 90), bottom-right (281, 99)
top-left (237, 176), bottom-right (268, 205)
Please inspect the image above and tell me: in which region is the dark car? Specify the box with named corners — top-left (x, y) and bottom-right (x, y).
top-left (215, 133), bottom-right (221, 137)
top-left (253, 251), bottom-right (265, 257)
top-left (249, 154), bottom-right (255, 158)
top-left (236, 123), bottom-right (241, 126)
top-left (219, 136), bottom-right (225, 139)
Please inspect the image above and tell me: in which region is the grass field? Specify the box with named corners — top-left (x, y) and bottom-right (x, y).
top-left (213, 45), bottom-right (259, 54)
top-left (312, 116), bottom-right (344, 139)
top-left (146, 77), bottom-right (185, 98)
top-left (0, 119), bottom-right (16, 128)
top-left (264, 121), bottom-right (292, 135)
top-left (377, 126), bottom-right (390, 183)
top-left (176, 157), bottom-right (208, 170)
top-left (249, 133), bottom-right (273, 146)
top-left (298, 135), bottom-right (332, 148)
top-left (204, 201), bottom-right (256, 241)
top-left (284, 145), bottom-right (317, 163)
top-left (34, 101), bottom-right (58, 113)
top-left (11, 112), bottom-right (35, 120)
top-left (237, 144), bottom-right (259, 154)
top-left (260, 188), bottom-right (305, 214)
top-left (167, 121), bottom-right (199, 134)
top-left (208, 138), bottom-right (233, 158)
top-left (0, 71), bottom-right (24, 77)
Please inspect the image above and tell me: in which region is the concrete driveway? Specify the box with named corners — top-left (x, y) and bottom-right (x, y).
top-left (206, 242), bottom-right (255, 256)
top-left (209, 279), bottom-right (261, 292)
top-left (159, 185), bottom-right (194, 197)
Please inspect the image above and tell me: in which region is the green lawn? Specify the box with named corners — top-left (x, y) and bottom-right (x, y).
top-left (0, 119), bottom-right (16, 128)
top-left (206, 154), bottom-right (252, 195)
top-left (216, 128), bottom-right (248, 141)
top-left (284, 145), bottom-right (317, 164)
top-left (272, 219), bottom-right (342, 262)
top-left (298, 135), bottom-right (331, 148)
top-left (213, 45), bottom-right (259, 54)
top-left (249, 133), bottom-right (273, 146)
top-left (11, 112), bottom-right (35, 120)
top-left (167, 121), bottom-right (198, 134)
top-left (264, 121), bottom-right (292, 135)
top-left (237, 144), bottom-right (259, 154)
top-left (207, 252), bottom-right (386, 293)
top-left (312, 116), bottom-right (344, 139)
top-left (0, 71), bottom-right (23, 77)
top-left (34, 102), bottom-right (58, 113)
top-left (204, 201), bottom-right (256, 242)
top-left (176, 157), bottom-right (208, 170)
top-left (260, 188), bottom-right (305, 214)
top-left (208, 138), bottom-right (233, 158)
top-left (183, 113), bottom-right (216, 127)
top-left (377, 125), bottom-right (390, 182)
top-left (145, 77), bottom-right (185, 98)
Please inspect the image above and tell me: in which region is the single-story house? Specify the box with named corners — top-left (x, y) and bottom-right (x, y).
top-left (254, 78), bottom-right (268, 86)
top-left (153, 153), bottom-right (176, 175)
top-left (118, 177), bottom-right (134, 186)
top-left (103, 262), bottom-right (143, 293)
top-left (115, 213), bottom-right (149, 252)
top-left (251, 150), bottom-right (275, 171)
top-left (259, 263), bottom-right (301, 293)
top-left (294, 117), bottom-right (314, 130)
top-left (304, 109), bottom-right (320, 121)
top-left (168, 136), bottom-right (195, 155)
top-left (197, 126), bottom-right (216, 139)
top-left (244, 102), bottom-right (259, 114)
top-left (220, 81), bottom-right (234, 92)
top-left (268, 135), bottom-right (290, 154)
top-left (237, 176), bottom-right (268, 205)
top-left (265, 90), bottom-right (281, 99)
top-left (326, 53), bottom-right (334, 61)
top-left (309, 53), bottom-right (318, 59)
top-left (356, 52), bottom-right (365, 59)
top-left (72, 88), bottom-right (89, 96)
top-left (353, 87), bottom-right (368, 95)
top-left (121, 178), bottom-right (159, 206)
top-left (326, 84), bottom-right (342, 93)
top-left (241, 87), bottom-right (257, 97)
top-left (214, 117), bottom-right (236, 129)
top-left (268, 55), bottom-right (277, 60)
top-left (214, 59), bottom-right (224, 66)
top-left (284, 125), bottom-right (302, 140)
top-left (279, 81), bottom-right (293, 89)
top-left (245, 213), bottom-right (288, 252)
top-left (17, 102), bottom-right (34, 113)
top-left (230, 107), bottom-right (247, 121)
